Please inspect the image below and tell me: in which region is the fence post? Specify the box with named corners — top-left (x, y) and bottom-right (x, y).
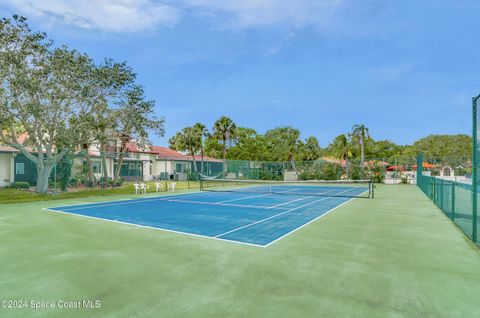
top-left (164, 159), bottom-right (168, 191)
top-left (473, 96), bottom-right (478, 242)
top-left (439, 179), bottom-right (443, 209)
top-left (431, 177), bottom-right (435, 200)
top-left (451, 181), bottom-right (455, 221)
top-left (416, 154), bottom-right (423, 188)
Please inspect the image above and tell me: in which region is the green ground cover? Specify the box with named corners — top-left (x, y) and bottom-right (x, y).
top-left (0, 181), bottom-right (200, 204)
top-left (0, 185), bottom-right (479, 317)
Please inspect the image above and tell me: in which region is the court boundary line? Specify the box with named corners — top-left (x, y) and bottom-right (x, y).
top-left (267, 195), bottom-right (310, 208)
top-left (266, 189), bottom-right (339, 209)
top-left (43, 207), bottom-right (266, 248)
top-left (215, 189), bottom-right (300, 204)
top-left (215, 188), bottom-right (355, 239)
top-left (263, 196), bottom-right (357, 247)
top-left (49, 190), bottom-right (237, 211)
top-left (217, 192), bottom-right (273, 203)
top-left (156, 198), bottom-right (289, 210)
top-left (43, 187), bottom-right (368, 248)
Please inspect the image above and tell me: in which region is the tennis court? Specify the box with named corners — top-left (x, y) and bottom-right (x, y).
top-left (47, 180), bottom-right (372, 247)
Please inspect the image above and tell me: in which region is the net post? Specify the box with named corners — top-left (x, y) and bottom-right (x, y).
top-left (370, 179), bottom-right (374, 199)
top-left (472, 96), bottom-right (479, 242)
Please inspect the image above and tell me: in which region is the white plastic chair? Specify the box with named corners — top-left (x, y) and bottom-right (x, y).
top-left (155, 182), bottom-right (163, 192)
top-left (140, 183), bottom-right (149, 194)
top-left (133, 183), bottom-right (141, 195)
top-left (168, 182), bottom-right (176, 192)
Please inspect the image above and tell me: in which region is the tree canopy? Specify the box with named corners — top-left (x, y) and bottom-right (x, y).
top-left (0, 16), bottom-right (163, 192)
top-left (174, 116), bottom-right (471, 166)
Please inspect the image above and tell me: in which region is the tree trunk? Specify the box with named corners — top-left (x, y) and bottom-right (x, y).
top-left (115, 153), bottom-right (124, 181)
top-left (222, 138), bottom-right (227, 173)
top-left (289, 153), bottom-right (299, 177)
top-left (360, 136), bottom-right (365, 174)
top-left (222, 138), bottom-right (227, 160)
top-left (36, 163), bottom-right (54, 194)
top-left (85, 151), bottom-right (95, 186)
top-left (115, 140), bottom-right (127, 181)
top-left (345, 156), bottom-right (350, 179)
top-left (100, 143), bottom-right (109, 184)
top-left (191, 153), bottom-right (198, 173)
top-left (200, 148), bottom-right (204, 174)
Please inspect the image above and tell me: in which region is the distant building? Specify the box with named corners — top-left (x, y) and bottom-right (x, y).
top-left (0, 140), bottom-right (223, 186)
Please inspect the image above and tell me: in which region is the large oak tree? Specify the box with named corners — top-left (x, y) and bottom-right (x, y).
top-left (0, 16), bottom-right (109, 193)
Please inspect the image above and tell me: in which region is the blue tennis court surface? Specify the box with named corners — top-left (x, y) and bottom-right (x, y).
top-left (47, 185), bottom-right (368, 247)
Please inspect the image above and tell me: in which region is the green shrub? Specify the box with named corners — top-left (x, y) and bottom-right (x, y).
top-left (319, 163), bottom-right (341, 180)
top-left (187, 173), bottom-right (199, 181)
top-left (112, 178), bottom-right (123, 187)
top-left (350, 165), bottom-right (364, 180)
top-left (56, 153), bottom-right (73, 191)
top-left (10, 181), bottom-right (30, 189)
top-left (372, 170), bottom-right (385, 183)
top-left (83, 178), bottom-right (95, 188)
top-left (298, 162), bottom-right (342, 181)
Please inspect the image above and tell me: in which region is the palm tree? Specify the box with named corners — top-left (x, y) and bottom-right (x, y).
top-left (332, 134), bottom-right (352, 179)
top-left (352, 124), bottom-right (370, 174)
top-left (265, 126), bottom-right (301, 173)
top-left (193, 123), bottom-right (208, 174)
top-left (213, 116), bottom-right (236, 161)
top-left (169, 127), bottom-right (201, 173)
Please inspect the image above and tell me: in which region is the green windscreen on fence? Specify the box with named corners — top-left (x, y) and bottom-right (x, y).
top-left (415, 94), bottom-right (480, 246)
top-left (416, 155), bottom-right (476, 242)
top-left (473, 94), bottom-right (480, 241)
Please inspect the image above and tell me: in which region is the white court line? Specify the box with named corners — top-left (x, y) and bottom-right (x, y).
top-left (217, 187), bottom-right (300, 204)
top-left (50, 190), bottom-right (240, 211)
top-left (267, 196), bottom-right (311, 209)
top-left (264, 196), bottom-right (357, 247)
top-left (43, 208), bottom-right (266, 248)
top-left (266, 189), bottom-right (339, 209)
top-left (214, 188), bottom-right (356, 239)
top-left (156, 198), bottom-right (288, 210)
top-left (45, 185), bottom-right (369, 248)
top-left (275, 188), bottom-right (301, 193)
top-left (264, 187), bottom-right (371, 247)
top-left (217, 192), bottom-right (272, 203)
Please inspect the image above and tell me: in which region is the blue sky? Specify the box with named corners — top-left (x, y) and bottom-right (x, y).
top-left (1, 0), bottom-right (478, 147)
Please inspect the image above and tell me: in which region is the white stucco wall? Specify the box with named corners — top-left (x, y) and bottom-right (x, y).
top-left (152, 160), bottom-right (175, 177)
top-left (0, 153), bottom-right (14, 187)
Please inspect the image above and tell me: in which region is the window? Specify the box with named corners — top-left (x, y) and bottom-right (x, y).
top-left (15, 163), bottom-right (25, 175)
top-left (114, 161), bottom-right (143, 177)
top-left (92, 161), bottom-right (102, 174)
top-left (175, 163), bottom-right (186, 173)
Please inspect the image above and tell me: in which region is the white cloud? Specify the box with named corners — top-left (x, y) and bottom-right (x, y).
top-left (183, 0), bottom-right (343, 30)
top-left (3, 0), bottom-right (179, 32)
top-left (3, 0), bottom-right (344, 33)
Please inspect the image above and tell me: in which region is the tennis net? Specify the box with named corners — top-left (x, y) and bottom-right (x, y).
top-left (200, 178), bottom-right (374, 199)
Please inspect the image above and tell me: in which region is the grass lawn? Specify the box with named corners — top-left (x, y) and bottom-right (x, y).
top-left (1, 185), bottom-right (479, 317)
top-left (0, 181), bottom-right (200, 204)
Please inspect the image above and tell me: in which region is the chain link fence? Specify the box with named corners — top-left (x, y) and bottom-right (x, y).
top-left (417, 154), bottom-right (477, 245)
top-left (415, 92), bottom-right (479, 246)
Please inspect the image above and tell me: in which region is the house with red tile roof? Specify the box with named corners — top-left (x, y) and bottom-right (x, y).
top-left (148, 146), bottom-right (223, 181)
top-left (0, 140), bottom-right (223, 186)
